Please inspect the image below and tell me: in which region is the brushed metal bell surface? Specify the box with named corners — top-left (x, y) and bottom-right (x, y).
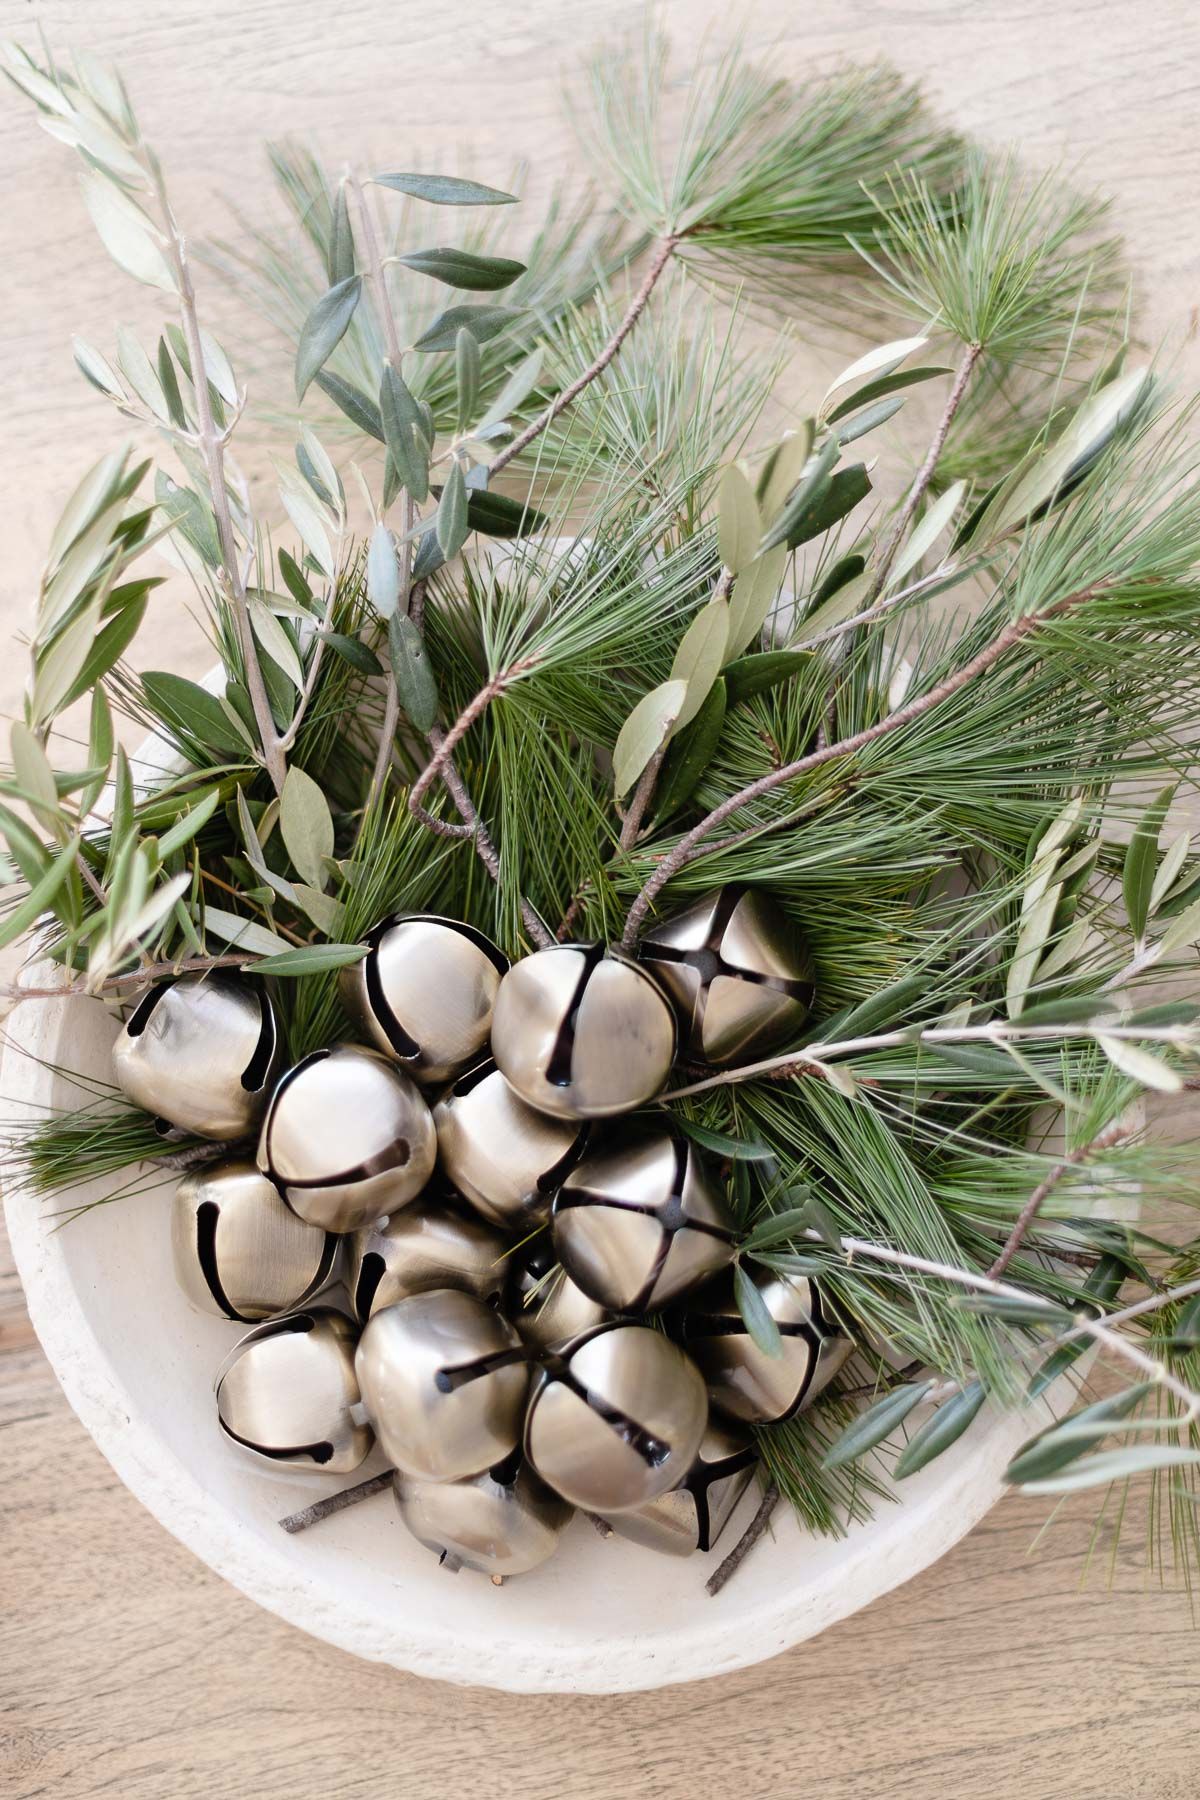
top-left (355, 1289), bottom-right (530, 1481)
top-left (215, 1308), bottom-right (371, 1473)
top-left (605, 1420), bottom-right (757, 1556)
top-left (677, 1268), bottom-right (852, 1424)
top-left (639, 886), bottom-right (813, 1066)
top-left (338, 913), bottom-right (508, 1085)
top-left (173, 1157), bottom-right (338, 1322)
top-left (551, 1127), bottom-right (735, 1313)
top-left (491, 944), bottom-right (677, 1120)
top-left (113, 972), bottom-right (281, 1140)
top-left (348, 1195), bottom-right (507, 1321)
top-left (524, 1322), bottom-right (707, 1513)
top-left (508, 1239), bottom-right (609, 1352)
top-left (256, 1043), bottom-right (437, 1233)
top-left (393, 1454), bottom-right (573, 1577)
top-left (433, 1059), bottom-right (586, 1230)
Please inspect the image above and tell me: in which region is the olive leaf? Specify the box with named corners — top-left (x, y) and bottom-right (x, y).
top-left (655, 679), bottom-right (727, 817)
top-left (670, 596), bottom-right (730, 729)
top-left (372, 172), bottom-right (517, 206)
top-left (200, 906), bottom-right (290, 958)
top-left (723, 649), bottom-right (811, 706)
top-left (733, 1263), bottom-right (783, 1357)
top-left (141, 672), bottom-right (247, 759)
top-left (248, 600), bottom-right (304, 695)
top-left (0, 832), bottom-right (80, 951)
top-left (823, 1381), bottom-right (935, 1470)
top-left (294, 274), bottom-right (362, 399)
top-left (613, 678), bottom-right (687, 798)
top-left (388, 614), bottom-right (439, 733)
top-left (80, 171), bottom-right (174, 291)
top-left (821, 334), bottom-right (929, 405)
top-left (380, 363), bottom-right (430, 502)
top-left (366, 522), bottom-right (401, 618)
top-left (1005, 1385), bottom-right (1151, 1485)
top-left (1095, 1033), bottom-right (1182, 1093)
top-left (717, 464), bottom-right (760, 575)
top-left (826, 364), bottom-right (953, 425)
top-left (314, 369), bottom-right (385, 442)
top-left (397, 247), bottom-right (526, 290)
top-left (725, 544), bottom-right (788, 659)
top-left (411, 305), bottom-right (523, 354)
top-left (757, 424), bottom-right (815, 517)
top-left (327, 183), bottom-right (355, 285)
top-left (455, 327), bottom-right (480, 432)
top-left (760, 435), bottom-right (839, 551)
top-left (475, 348), bottom-right (545, 434)
top-left (436, 460), bottom-right (470, 560)
top-left (1124, 785), bottom-right (1174, 943)
top-left (253, 943), bottom-right (367, 976)
top-left (893, 1381), bottom-right (986, 1479)
top-left (889, 480), bottom-right (965, 587)
top-left (279, 765), bottom-right (335, 890)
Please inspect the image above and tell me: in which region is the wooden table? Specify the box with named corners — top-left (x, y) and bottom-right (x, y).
top-left (3, 3), bottom-right (1200, 1794)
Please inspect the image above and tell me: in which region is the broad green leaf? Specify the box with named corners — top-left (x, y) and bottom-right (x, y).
top-left (294, 275), bottom-right (362, 399)
top-left (1096, 1033), bottom-right (1182, 1093)
top-left (823, 1381), bottom-right (935, 1470)
top-left (826, 365), bottom-right (953, 425)
top-left (372, 172), bottom-right (517, 206)
top-left (279, 481), bottom-right (334, 576)
top-left (995, 367), bottom-right (1153, 533)
top-left (795, 568), bottom-right (872, 644)
top-left (249, 600), bottom-right (304, 695)
top-left (723, 649), bottom-right (811, 707)
top-left (670, 597), bottom-right (729, 729)
top-left (388, 614), bottom-right (439, 733)
top-left (957, 1292), bottom-right (1073, 1326)
top-left (10, 722), bottom-right (59, 814)
top-left (475, 347), bottom-right (545, 434)
top-left (821, 335), bottom-right (929, 404)
top-left (725, 544), bottom-right (788, 659)
top-left (458, 487), bottom-right (546, 539)
top-left (0, 833), bottom-right (81, 950)
top-left (1123, 785), bottom-right (1174, 943)
top-left (819, 971), bottom-right (929, 1042)
top-left (327, 183), bottom-right (355, 285)
top-left (1018, 1444), bottom-right (1200, 1495)
top-left (893, 1381), bottom-right (986, 1478)
top-left (314, 369), bottom-right (385, 441)
top-left (717, 464), bottom-right (761, 575)
top-left (80, 171), bottom-right (174, 291)
top-left (201, 906), bottom-right (289, 958)
top-left (675, 1120), bottom-right (774, 1161)
top-left (72, 336), bottom-right (123, 400)
top-left (379, 363), bottom-right (430, 502)
top-left (436, 459), bottom-right (470, 559)
top-left (412, 305), bottom-right (522, 354)
top-left (252, 942), bottom-right (368, 976)
top-left (1005, 1386), bottom-right (1151, 1484)
top-left (280, 765), bottom-right (335, 890)
top-left (1150, 832), bottom-right (1192, 913)
top-left (655, 680), bottom-right (727, 817)
top-left (455, 327), bottom-right (480, 433)
top-left (141, 672), bottom-right (247, 758)
top-left (733, 1264), bottom-right (782, 1356)
top-left (761, 435), bottom-right (839, 552)
top-left (80, 687), bottom-right (114, 815)
top-left (612, 679), bottom-right (687, 798)
top-left (785, 463), bottom-right (871, 549)
top-left (45, 450), bottom-right (127, 569)
top-left (398, 247), bottom-right (526, 290)
top-left (834, 395), bottom-right (905, 444)
top-left (323, 631), bottom-right (383, 676)
top-left (757, 424), bottom-right (815, 517)
top-left (889, 480), bottom-right (965, 586)
top-left (366, 522), bottom-right (401, 618)
top-left (53, 590), bottom-right (152, 718)
top-left (278, 549), bottom-right (314, 609)
top-left (292, 884), bottom-right (343, 934)
top-left (157, 476), bottom-right (220, 569)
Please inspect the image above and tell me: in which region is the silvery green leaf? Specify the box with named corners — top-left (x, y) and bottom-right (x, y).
top-left (292, 883), bottom-right (343, 934)
top-left (1096, 1033), bottom-right (1182, 1093)
top-left (249, 600), bottom-right (304, 694)
top-left (141, 671), bottom-right (247, 758)
top-left (893, 1381), bottom-right (986, 1479)
top-left (280, 765), bottom-right (335, 890)
top-left (757, 424), bottom-right (815, 517)
top-left (1123, 786), bottom-right (1174, 943)
top-left (388, 614), bottom-right (439, 733)
top-left (412, 305), bottom-right (522, 354)
top-left (823, 1381), bottom-right (935, 1471)
top-left (612, 679), bottom-right (687, 798)
top-left (890, 480), bottom-right (965, 587)
top-left (1006, 884), bottom-right (1059, 1018)
top-left (72, 336), bottom-right (122, 400)
top-left (44, 449), bottom-right (126, 570)
top-left (436, 460), bottom-right (469, 559)
top-left (254, 942), bottom-right (367, 976)
top-left (31, 598), bottom-right (104, 727)
top-left (475, 347), bottom-right (545, 434)
top-left (457, 487), bottom-right (545, 539)
top-left (1017, 1444), bottom-right (1200, 1495)
top-left (200, 906), bottom-right (289, 958)
top-left (117, 325), bottom-right (169, 422)
top-left (1158, 897), bottom-right (1200, 956)
top-left (157, 476), bottom-right (220, 569)
top-left (198, 330), bottom-right (238, 406)
top-left (822, 335), bottom-right (929, 405)
top-left (670, 596), bottom-right (730, 729)
top-left (40, 109), bottom-right (143, 179)
top-left (280, 481), bottom-right (334, 577)
top-left (327, 183), bottom-right (355, 286)
top-left (398, 247), bottom-right (526, 290)
top-left (323, 631), bottom-right (384, 676)
top-left (366, 522), bottom-right (400, 618)
top-left (826, 365), bottom-right (953, 425)
top-left (294, 274), bottom-right (362, 399)
top-left (794, 567), bottom-right (872, 644)
top-left (733, 1264), bottom-right (783, 1357)
top-left (1005, 1386), bottom-right (1150, 1485)
top-left (717, 463), bottom-right (760, 575)
top-left (314, 369), bottom-right (385, 442)
top-left (299, 426), bottom-right (344, 518)
top-left (995, 367), bottom-right (1153, 533)
top-left (721, 649), bottom-right (810, 706)
top-left (372, 172), bottom-right (517, 206)
top-left (834, 394), bottom-right (904, 444)
top-left (760, 436), bottom-right (839, 552)
top-left (3, 49), bottom-right (76, 116)
top-left (786, 463), bottom-right (871, 549)
top-left (80, 686), bottom-right (114, 815)
top-left (379, 363), bottom-right (430, 502)
top-left (0, 833), bottom-right (81, 952)
top-left (80, 171), bottom-right (174, 291)
top-left (676, 1122), bottom-right (775, 1162)
top-left (455, 327), bottom-right (480, 433)
top-left (654, 680), bottom-right (726, 818)
top-left (10, 722), bottom-right (59, 813)
top-left (1150, 833), bottom-right (1192, 913)
top-left (155, 789), bottom-right (220, 860)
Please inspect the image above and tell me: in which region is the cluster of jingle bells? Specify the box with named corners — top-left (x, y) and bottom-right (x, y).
top-left (112, 885), bottom-right (852, 1581)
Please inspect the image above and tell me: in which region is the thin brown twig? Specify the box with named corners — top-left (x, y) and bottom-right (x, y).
top-left (7, 952), bottom-right (255, 1002)
top-left (408, 658), bottom-right (538, 823)
top-left (705, 1480), bottom-right (779, 1596)
top-left (619, 747), bottom-right (666, 853)
top-left (987, 1121), bottom-right (1135, 1278)
top-left (278, 1469), bottom-right (395, 1534)
top-left (489, 235), bottom-right (680, 478)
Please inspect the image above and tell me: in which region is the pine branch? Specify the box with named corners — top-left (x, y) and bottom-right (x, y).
top-left (987, 1120), bottom-right (1134, 1278)
top-left (868, 342), bottom-right (981, 600)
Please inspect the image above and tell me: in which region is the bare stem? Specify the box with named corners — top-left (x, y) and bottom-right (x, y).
top-left (705, 1480), bottom-right (779, 1596)
top-left (988, 1121), bottom-right (1134, 1278)
top-left (144, 153), bottom-right (285, 796)
top-left (618, 748), bottom-right (665, 852)
top-left (868, 342), bottom-right (982, 602)
top-left (489, 235), bottom-right (679, 477)
top-left (7, 952), bottom-right (259, 1003)
top-left (278, 1469), bottom-right (394, 1533)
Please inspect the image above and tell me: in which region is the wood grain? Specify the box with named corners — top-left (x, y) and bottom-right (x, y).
top-left (3, 2), bottom-right (1200, 1795)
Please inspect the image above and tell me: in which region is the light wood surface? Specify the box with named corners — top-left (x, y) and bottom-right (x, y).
top-left (4, 3), bottom-right (1200, 1796)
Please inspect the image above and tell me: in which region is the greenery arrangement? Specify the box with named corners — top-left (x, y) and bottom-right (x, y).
top-left (5, 28), bottom-right (1200, 1598)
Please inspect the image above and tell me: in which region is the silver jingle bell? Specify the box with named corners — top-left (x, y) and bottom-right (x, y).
top-left (338, 913), bottom-right (509, 1085)
top-left (524, 1321), bottom-right (707, 1513)
top-left (491, 943), bottom-right (677, 1120)
top-left (507, 1238), bottom-right (610, 1353)
top-left (348, 1193), bottom-right (507, 1322)
top-left (677, 1268), bottom-right (853, 1425)
top-left (173, 1157), bottom-right (338, 1322)
top-left (393, 1452), bottom-right (573, 1578)
top-left (256, 1043), bottom-right (437, 1233)
top-left (113, 972), bottom-right (281, 1141)
top-left (433, 1059), bottom-right (587, 1231)
top-left (355, 1288), bottom-right (530, 1481)
top-left (551, 1127), bottom-right (735, 1313)
top-left (215, 1308), bottom-right (372, 1473)
top-left (604, 1420), bottom-right (757, 1557)
top-left (638, 886), bottom-right (813, 1066)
